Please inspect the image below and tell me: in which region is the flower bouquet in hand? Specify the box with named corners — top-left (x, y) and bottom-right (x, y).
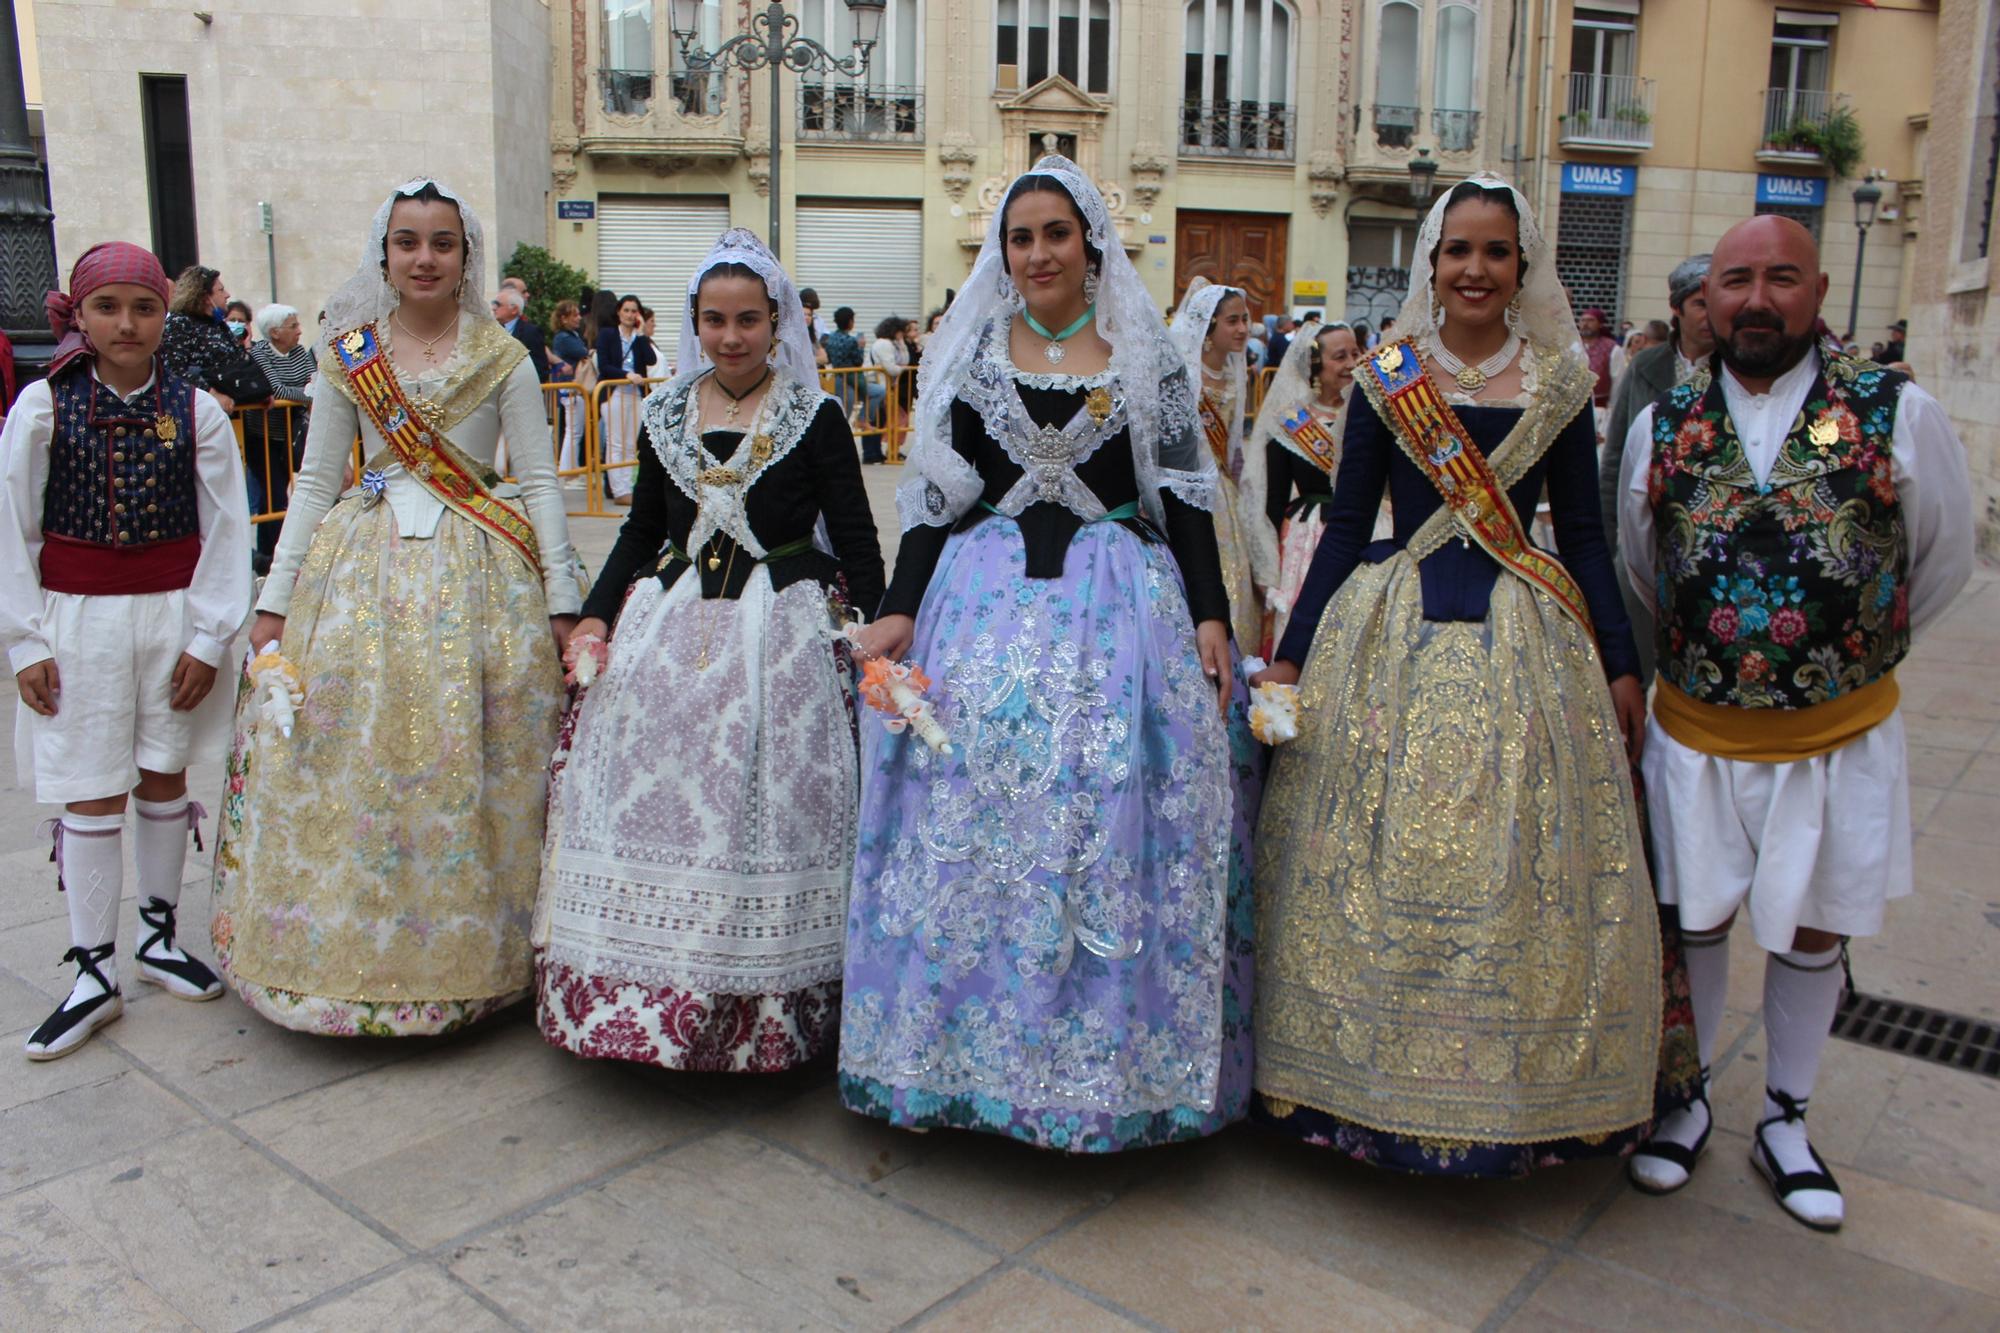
top-left (843, 624), bottom-right (953, 755)
top-left (247, 643), bottom-right (305, 739)
top-left (563, 633), bottom-right (610, 689)
top-left (1240, 655), bottom-right (1301, 746)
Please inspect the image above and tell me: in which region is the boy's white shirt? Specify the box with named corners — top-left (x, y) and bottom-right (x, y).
top-left (0, 369), bottom-right (252, 674)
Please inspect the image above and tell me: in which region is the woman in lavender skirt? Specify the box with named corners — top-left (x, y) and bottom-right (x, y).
top-left (840, 156), bottom-right (1259, 1152)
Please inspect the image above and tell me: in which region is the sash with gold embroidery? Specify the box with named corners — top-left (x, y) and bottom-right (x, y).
top-left (1359, 337), bottom-right (1593, 636)
top-left (1281, 406), bottom-right (1340, 474)
top-left (331, 323), bottom-right (541, 574)
top-left (1197, 387), bottom-right (1233, 470)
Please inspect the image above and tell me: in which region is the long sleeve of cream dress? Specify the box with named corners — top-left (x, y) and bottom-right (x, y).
top-left (258, 325), bottom-right (581, 618)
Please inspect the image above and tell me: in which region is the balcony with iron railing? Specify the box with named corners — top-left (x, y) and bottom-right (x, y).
top-left (584, 65), bottom-right (741, 160)
top-left (1373, 104), bottom-right (1419, 148)
top-left (1560, 72), bottom-right (1654, 151)
top-left (798, 82), bottom-right (923, 144)
top-left (1759, 86), bottom-right (1837, 164)
top-left (1179, 99), bottom-right (1297, 160)
top-left (1432, 108), bottom-right (1480, 153)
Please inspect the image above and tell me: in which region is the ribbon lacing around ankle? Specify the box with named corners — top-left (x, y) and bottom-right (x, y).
top-left (61, 942), bottom-right (116, 991)
top-left (38, 817), bottom-right (64, 893)
top-left (1761, 1086), bottom-right (1810, 1128)
top-left (138, 898), bottom-right (180, 957)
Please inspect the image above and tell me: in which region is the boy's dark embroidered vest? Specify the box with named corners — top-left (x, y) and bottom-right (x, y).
top-left (40, 363), bottom-right (203, 596)
top-left (1648, 346), bottom-right (1909, 711)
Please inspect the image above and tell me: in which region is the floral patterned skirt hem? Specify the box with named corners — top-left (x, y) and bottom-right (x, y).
top-left (221, 973), bottom-right (525, 1038)
top-left (838, 1072), bottom-right (1242, 1154)
top-left (536, 959), bottom-right (837, 1073)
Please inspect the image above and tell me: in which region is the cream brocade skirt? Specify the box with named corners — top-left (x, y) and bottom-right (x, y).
top-left (1254, 552), bottom-right (1661, 1144)
top-left (1211, 471), bottom-right (1264, 653)
top-left (211, 495), bottom-right (563, 1037)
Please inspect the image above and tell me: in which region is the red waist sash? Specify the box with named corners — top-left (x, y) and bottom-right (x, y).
top-left (40, 533), bottom-right (201, 596)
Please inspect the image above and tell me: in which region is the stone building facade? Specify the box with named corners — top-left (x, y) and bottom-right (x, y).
top-left (542, 0), bottom-right (1531, 358)
top-left (29, 0), bottom-right (552, 314)
top-left (1908, 0), bottom-right (1999, 559)
top-left (1538, 0), bottom-right (1936, 339)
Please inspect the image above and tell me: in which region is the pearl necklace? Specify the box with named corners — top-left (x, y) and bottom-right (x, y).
top-left (1426, 330), bottom-right (1521, 393)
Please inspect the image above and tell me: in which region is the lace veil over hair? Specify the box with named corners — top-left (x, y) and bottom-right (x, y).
top-left (1238, 325), bottom-right (1348, 572)
top-left (1170, 276), bottom-right (1276, 586)
top-left (897, 154), bottom-right (1212, 532)
top-left (1397, 170), bottom-right (1583, 365)
top-left (671, 228), bottom-right (819, 392)
top-left (320, 178), bottom-right (491, 348)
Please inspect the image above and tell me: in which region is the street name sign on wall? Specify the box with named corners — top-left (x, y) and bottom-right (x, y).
top-left (557, 200), bottom-right (596, 221)
top-left (1755, 174), bottom-right (1828, 208)
top-left (1560, 164), bottom-right (1637, 197)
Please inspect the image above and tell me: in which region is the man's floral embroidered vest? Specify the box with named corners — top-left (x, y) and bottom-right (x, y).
top-left (1647, 347), bottom-right (1909, 709)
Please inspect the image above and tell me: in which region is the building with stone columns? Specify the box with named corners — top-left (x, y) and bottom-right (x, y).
top-left (25, 0), bottom-right (551, 316)
top-left (1907, 0), bottom-right (1998, 559)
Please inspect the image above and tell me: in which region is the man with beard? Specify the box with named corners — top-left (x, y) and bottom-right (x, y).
top-left (1616, 215), bottom-right (1973, 1232)
top-left (1598, 254), bottom-right (1716, 686)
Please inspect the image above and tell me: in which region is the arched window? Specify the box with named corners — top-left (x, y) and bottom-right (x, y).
top-left (798, 0), bottom-right (924, 142)
top-left (1375, 0), bottom-right (1420, 147)
top-left (1434, 2), bottom-right (1479, 150)
top-left (996, 0), bottom-right (1115, 96)
top-left (1182, 0), bottom-right (1297, 159)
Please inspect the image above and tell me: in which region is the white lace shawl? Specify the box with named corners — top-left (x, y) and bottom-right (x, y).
top-left (669, 228), bottom-right (820, 392)
top-left (1398, 170), bottom-right (1584, 368)
top-left (897, 154), bottom-right (1212, 532)
top-left (1169, 277), bottom-right (1276, 583)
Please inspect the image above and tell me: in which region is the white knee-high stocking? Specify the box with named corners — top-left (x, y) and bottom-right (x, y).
top-left (56, 812), bottom-right (125, 998)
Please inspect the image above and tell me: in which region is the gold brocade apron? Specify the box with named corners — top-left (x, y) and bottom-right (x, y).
top-left (1252, 347), bottom-right (1661, 1144)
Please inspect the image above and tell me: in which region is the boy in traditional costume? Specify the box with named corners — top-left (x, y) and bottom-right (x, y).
top-left (3, 243), bottom-right (251, 1059)
top-left (1620, 215), bottom-right (1973, 1230)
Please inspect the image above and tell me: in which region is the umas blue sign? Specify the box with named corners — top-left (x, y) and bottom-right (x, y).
top-left (1560, 164), bottom-right (1637, 197)
top-left (1755, 174), bottom-right (1828, 208)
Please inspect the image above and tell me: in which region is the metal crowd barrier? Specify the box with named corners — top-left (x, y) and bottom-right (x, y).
top-left (234, 366), bottom-right (906, 532)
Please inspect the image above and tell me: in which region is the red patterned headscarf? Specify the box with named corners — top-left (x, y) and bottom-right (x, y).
top-left (43, 242), bottom-right (173, 378)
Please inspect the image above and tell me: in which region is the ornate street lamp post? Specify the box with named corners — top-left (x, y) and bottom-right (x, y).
top-left (0, 1), bottom-right (58, 385)
top-left (1408, 147), bottom-right (1439, 206)
top-left (668, 0), bottom-right (885, 255)
top-left (1846, 173), bottom-right (1882, 343)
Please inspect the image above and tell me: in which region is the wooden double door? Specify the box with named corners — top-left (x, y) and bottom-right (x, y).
top-left (1174, 210), bottom-right (1289, 320)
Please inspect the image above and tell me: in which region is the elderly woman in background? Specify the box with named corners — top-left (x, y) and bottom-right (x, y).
top-left (241, 305), bottom-right (315, 574)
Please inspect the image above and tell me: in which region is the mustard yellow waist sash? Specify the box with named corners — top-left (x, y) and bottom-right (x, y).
top-left (1654, 671), bottom-right (1900, 764)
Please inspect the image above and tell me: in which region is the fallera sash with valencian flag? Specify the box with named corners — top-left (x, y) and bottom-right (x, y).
top-left (1358, 337), bottom-right (1593, 637)
top-left (1198, 387), bottom-right (1234, 470)
top-left (1281, 405), bottom-right (1341, 473)
top-left (331, 322), bottom-right (541, 575)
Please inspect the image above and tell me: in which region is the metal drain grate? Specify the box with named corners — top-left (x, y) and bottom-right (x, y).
top-left (1832, 992), bottom-right (2000, 1079)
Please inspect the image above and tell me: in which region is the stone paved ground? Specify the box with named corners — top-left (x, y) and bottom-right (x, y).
top-left (3, 474), bottom-right (1997, 1331)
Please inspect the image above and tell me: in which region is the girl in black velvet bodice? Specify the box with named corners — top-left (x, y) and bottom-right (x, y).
top-left (582, 393), bottom-right (883, 627)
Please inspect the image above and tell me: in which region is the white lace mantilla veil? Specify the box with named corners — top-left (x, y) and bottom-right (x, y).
top-left (897, 154), bottom-right (1212, 533)
top-left (320, 177), bottom-right (492, 349)
top-left (669, 227), bottom-right (820, 393)
top-left (1397, 170), bottom-right (1583, 366)
top-left (1239, 326), bottom-right (1338, 570)
top-left (1169, 277), bottom-right (1276, 585)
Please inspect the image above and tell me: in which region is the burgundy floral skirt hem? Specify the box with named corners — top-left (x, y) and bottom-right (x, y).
top-left (535, 959), bottom-right (838, 1073)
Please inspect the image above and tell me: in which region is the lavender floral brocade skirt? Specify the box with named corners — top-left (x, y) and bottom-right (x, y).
top-left (535, 570), bottom-right (855, 1072)
top-left (838, 515), bottom-right (1260, 1152)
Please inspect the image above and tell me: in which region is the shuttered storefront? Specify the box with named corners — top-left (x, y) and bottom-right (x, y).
top-left (793, 202), bottom-right (925, 336)
top-left (595, 197), bottom-right (732, 370)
